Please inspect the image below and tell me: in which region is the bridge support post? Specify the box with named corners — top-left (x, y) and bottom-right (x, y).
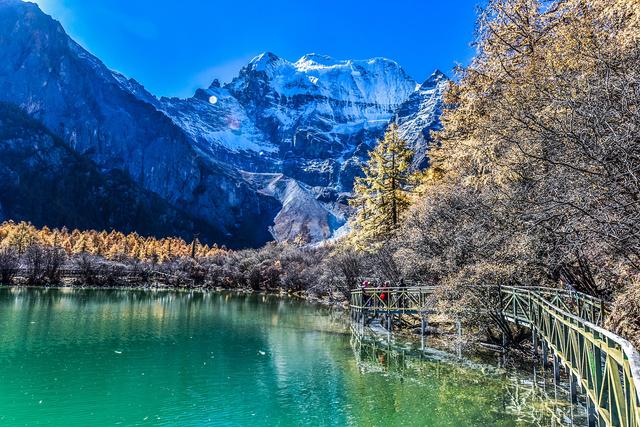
top-left (552, 354), bottom-right (561, 384)
top-left (586, 396), bottom-right (597, 427)
top-left (569, 372), bottom-right (577, 404)
top-left (542, 341), bottom-right (548, 366)
top-left (387, 314), bottom-right (393, 332)
top-left (419, 312), bottom-right (428, 350)
top-left (420, 316), bottom-right (426, 336)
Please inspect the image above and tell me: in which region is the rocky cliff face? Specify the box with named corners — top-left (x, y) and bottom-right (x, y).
top-left (396, 70), bottom-right (449, 169)
top-left (0, 102), bottom-right (226, 239)
top-left (0, 0), bottom-right (447, 246)
top-left (0, 0), bottom-right (278, 247)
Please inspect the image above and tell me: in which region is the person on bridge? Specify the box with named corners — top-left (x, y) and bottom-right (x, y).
top-left (361, 280), bottom-right (371, 307)
top-left (380, 281), bottom-right (391, 306)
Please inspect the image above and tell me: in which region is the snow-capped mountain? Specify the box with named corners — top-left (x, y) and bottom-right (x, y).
top-left (223, 52), bottom-right (418, 189)
top-left (134, 52), bottom-right (424, 190)
top-left (0, 0), bottom-right (447, 246)
top-left (396, 70), bottom-right (449, 168)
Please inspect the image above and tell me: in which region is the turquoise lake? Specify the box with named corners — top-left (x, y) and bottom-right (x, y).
top-left (0, 288), bottom-right (583, 426)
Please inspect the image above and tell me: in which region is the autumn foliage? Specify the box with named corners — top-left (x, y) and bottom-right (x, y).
top-left (0, 220), bottom-right (225, 262)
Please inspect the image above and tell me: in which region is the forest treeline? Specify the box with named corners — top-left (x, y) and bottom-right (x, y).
top-left (0, 0), bottom-right (638, 347)
top-left (0, 220), bottom-right (224, 260)
top-left (0, 220), bottom-right (351, 298)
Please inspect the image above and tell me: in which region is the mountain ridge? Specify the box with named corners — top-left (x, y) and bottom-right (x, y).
top-left (0, 0), bottom-right (448, 246)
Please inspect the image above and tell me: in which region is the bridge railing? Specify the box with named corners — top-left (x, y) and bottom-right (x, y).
top-left (350, 284), bottom-right (639, 426)
top-left (501, 286), bottom-right (640, 427)
top-left (350, 286), bottom-right (438, 314)
top-left (513, 286), bottom-right (607, 326)
top-left (351, 284), bottom-right (605, 322)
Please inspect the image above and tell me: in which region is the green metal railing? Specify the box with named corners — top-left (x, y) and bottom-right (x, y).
top-left (349, 284), bottom-right (640, 426)
top-left (501, 286), bottom-right (640, 427)
top-left (507, 286), bottom-right (607, 326)
top-left (350, 286), bottom-right (437, 315)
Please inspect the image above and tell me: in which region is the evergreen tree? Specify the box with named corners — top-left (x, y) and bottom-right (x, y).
top-left (350, 124), bottom-right (415, 248)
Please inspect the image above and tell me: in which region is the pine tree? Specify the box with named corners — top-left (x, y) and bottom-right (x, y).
top-left (350, 123), bottom-right (415, 248)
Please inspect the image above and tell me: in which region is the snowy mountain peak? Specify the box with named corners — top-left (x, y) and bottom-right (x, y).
top-left (226, 52), bottom-right (418, 108)
top-left (294, 53), bottom-right (339, 69)
top-left (394, 69), bottom-right (450, 169)
top-left (421, 69), bottom-right (448, 88)
top-left (293, 54), bottom-right (405, 75)
top-left (247, 52), bottom-right (285, 73)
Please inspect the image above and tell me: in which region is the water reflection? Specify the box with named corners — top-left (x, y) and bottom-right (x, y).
top-left (350, 326), bottom-right (588, 426)
top-left (0, 288), bottom-right (589, 426)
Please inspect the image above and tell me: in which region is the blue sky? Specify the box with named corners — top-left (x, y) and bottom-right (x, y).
top-left (29, 0), bottom-right (481, 98)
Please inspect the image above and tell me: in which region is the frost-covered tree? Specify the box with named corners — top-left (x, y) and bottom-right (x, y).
top-left (350, 124), bottom-right (415, 248)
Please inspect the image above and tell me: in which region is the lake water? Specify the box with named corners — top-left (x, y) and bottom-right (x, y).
top-left (0, 288), bottom-right (583, 426)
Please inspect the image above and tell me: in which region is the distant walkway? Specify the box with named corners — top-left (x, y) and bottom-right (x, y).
top-left (350, 285), bottom-right (640, 427)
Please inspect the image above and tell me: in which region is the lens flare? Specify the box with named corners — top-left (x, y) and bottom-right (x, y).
top-left (208, 95), bottom-right (218, 105)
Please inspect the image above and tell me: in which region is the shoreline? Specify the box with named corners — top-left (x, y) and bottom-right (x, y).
top-left (1, 283), bottom-right (350, 309)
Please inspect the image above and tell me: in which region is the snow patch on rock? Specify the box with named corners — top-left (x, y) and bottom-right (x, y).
top-left (241, 172), bottom-right (347, 242)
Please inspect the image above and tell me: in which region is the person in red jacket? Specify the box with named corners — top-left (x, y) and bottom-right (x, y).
top-left (380, 281), bottom-right (390, 306)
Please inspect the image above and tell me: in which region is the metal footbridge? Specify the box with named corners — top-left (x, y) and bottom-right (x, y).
top-left (350, 285), bottom-right (640, 427)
